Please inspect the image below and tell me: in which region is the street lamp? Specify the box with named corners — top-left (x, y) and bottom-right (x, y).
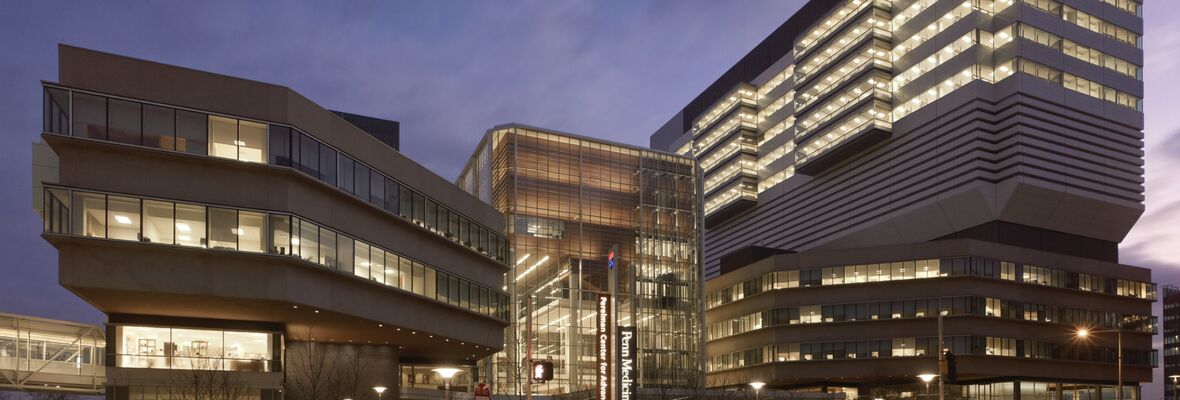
top-left (1075, 327), bottom-right (1122, 400)
top-left (750, 381), bottom-right (766, 400)
top-left (918, 374), bottom-right (938, 399)
top-left (1169, 375), bottom-right (1180, 400)
top-left (434, 367), bottom-right (462, 400)
top-left (372, 386), bottom-right (386, 400)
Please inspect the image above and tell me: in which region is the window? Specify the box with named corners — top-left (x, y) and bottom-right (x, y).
top-left (355, 163), bottom-right (370, 201)
top-left (385, 178), bottom-right (400, 214)
top-left (269, 214), bottom-right (292, 255)
top-left (108, 99), bottom-right (141, 145)
top-left (338, 235), bottom-right (354, 272)
top-left (370, 171), bottom-right (385, 207)
top-left (319, 230), bottom-right (337, 269)
top-left (175, 204), bottom-right (206, 248)
top-left (299, 133), bottom-right (319, 177)
top-left (401, 257), bottom-right (414, 292)
top-left (400, 186), bottom-right (413, 219)
top-left (297, 219), bottom-right (319, 263)
top-left (385, 252), bottom-right (402, 289)
top-left (339, 156), bottom-right (355, 194)
top-left (267, 125), bottom-right (291, 166)
top-left (370, 247), bottom-right (386, 284)
top-left (209, 116), bottom-right (239, 160)
top-left (115, 325), bottom-right (275, 372)
top-left (238, 121), bottom-right (266, 163)
top-left (423, 268), bottom-right (436, 300)
top-left (143, 105), bottom-right (176, 150)
top-left (238, 211), bottom-right (264, 253)
top-left (106, 196), bottom-right (141, 241)
top-left (72, 192), bottom-right (106, 238)
top-left (43, 87), bottom-right (70, 135)
top-left (208, 208), bottom-right (238, 250)
top-left (354, 241), bottom-right (371, 280)
top-left (44, 188), bottom-right (70, 234)
top-left (73, 93), bottom-right (107, 140)
top-left (176, 110), bottom-right (208, 156)
top-left (319, 143), bottom-right (337, 185)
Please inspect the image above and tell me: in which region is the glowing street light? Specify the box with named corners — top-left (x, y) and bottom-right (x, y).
top-left (918, 374), bottom-right (938, 399)
top-left (372, 386), bottom-right (387, 400)
top-left (750, 381), bottom-right (766, 400)
top-left (434, 367), bottom-right (462, 400)
top-left (1075, 326), bottom-right (1122, 400)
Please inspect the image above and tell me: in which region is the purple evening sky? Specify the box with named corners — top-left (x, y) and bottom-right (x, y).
top-left (1, 1), bottom-right (1178, 397)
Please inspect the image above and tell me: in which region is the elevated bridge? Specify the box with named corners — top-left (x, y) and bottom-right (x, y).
top-left (0, 312), bottom-right (104, 394)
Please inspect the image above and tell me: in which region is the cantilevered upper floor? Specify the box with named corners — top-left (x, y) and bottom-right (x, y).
top-left (33, 45), bottom-right (510, 363)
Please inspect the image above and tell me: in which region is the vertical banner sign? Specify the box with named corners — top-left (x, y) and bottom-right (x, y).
top-left (597, 294), bottom-right (612, 400)
top-left (617, 326), bottom-right (636, 400)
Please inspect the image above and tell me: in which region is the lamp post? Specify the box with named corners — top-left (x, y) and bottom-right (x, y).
top-left (1169, 375), bottom-right (1180, 400)
top-left (750, 381), bottom-right (766, 400)
top-left (434, 367), bottom-right (462, 400)
top-left (918, 374), bottom-right (938, 399)
top-left (1075, 327), bottom-right (1122, 400)
top-left (373, 386), bottom-right (386, 400)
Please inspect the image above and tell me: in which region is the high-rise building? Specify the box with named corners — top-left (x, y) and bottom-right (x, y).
top-left (650, 0), bottom-right (1154, 397)
top-left (458, 125), bottom-right (701, 396)
top-left (34, 45), bottom-right (511, 400)
top-left (1165, 285), bottom-right (1180, 400)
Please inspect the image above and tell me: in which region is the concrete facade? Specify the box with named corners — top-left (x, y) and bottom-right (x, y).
top-left (650, 0), bottom-right (1152, 397)
top-left (35, 45), bottom-right (510, 400)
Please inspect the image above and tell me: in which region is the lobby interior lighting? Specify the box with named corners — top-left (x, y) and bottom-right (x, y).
top-left (515, 255), bottom-right (549, 281)
top-left (113, 215), bottom-right (132, 225)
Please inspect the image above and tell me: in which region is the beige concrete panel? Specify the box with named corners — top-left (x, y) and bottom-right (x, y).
top-left (52, 237), bottom-right (505, 357)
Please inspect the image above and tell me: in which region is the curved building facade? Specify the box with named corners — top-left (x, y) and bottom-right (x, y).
top-left (34, 45), bottom-right (510, 400)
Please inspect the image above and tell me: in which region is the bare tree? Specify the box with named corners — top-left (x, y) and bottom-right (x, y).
top-left (285, 341), bottom-right (340, 400)
top-left (334, 348), bottom-right (376, 400)
top-left (167, 359), bottom-right (252, 400)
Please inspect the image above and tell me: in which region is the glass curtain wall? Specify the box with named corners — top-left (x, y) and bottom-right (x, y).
top-left (474, 127), bottom-right (700, 395)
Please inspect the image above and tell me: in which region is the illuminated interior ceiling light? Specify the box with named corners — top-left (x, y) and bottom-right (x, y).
top-left (176, 222), bottom-right (191, 232)
top-left (515, 255), bottom-right (550, 281)
top-left (114, 215), bottom-right (132, 225)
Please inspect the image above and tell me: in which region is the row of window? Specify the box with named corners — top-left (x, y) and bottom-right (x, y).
top-left (893, 31), bottom-right (984, 91)
top-left (1009, 23), bottom-right (1141, 79)
top-left (707, 335), bottom-right (1157, 372)
top-left (891, 2), bottom-right (974, 63)
top-left (894, 64), bottom-right (993, 119)
top-left (795, 0), bottom-right (879, 56)
top-left (1101, 0), bottom-right (1140, 16)
top-left (795, 39), bottom-right (892, 112)
top-left (691, 85), bottom-right (756, 134)
top-left (795, 9), bottom-right (890, 84)
top-left (796, 99), bottom-right (892, 166)
top-left (113, 325), bottom-right (278, 372)
top-left (1021, 0), bottom-right (1141, 48)
top-left (705, 256), bottom-right (1157, 309)
top-left (42, 187), bottom-right (509, 320)
top-left (0, 329), bottom-right (103, 366)
top-left (703, 178), bottom-right (756, 215)
top-left (706, 295), bottom-right (1156, 341)
top-left (997, 58), bottom-right (1142, 110)
top-left (42, 86), bottom-right (508, 264)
